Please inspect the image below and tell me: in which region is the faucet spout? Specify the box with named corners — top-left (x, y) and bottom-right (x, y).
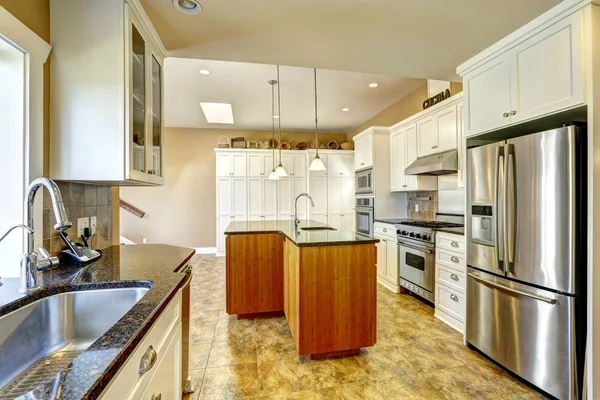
top-left (294, 193), bottom-right (314, 226)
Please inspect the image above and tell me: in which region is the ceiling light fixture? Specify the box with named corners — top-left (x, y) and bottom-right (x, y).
top-left (275, 65), bottom-right (288, 177)
top-left (308, 69), bottom-right (326, 172)
top-left (199, 102), bottom-right (234, 124)
top-left (273, 116), bottom-right (279, 119)
top-left (369, 83), bottom-right (379, 88)
top-left (268, 79), bottom-right (280, 181)
top-left (199, 69), bottom-right (211, 75)
top-left (173, 0), bottom-right (202, 14)
top-left (342, 108), bottom-right (350, 112)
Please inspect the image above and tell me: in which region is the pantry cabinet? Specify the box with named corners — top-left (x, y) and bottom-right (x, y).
top-left (460, 10), bottom-right (585, 137)
top-left (278, 178), bottom-right (307, 221)
top-left (280, 153), bottom-right (307, 177)
top-left (49, 0), bottom-right (166, 185)
top-left (457, 103), bottom-right (466, 188)
top-left (217, 153), bottom-right (247, 177)
top-left (247, 154), bottom-right (274, 177)
top-left (328, 153), bottom-right (354, 177)
top-left (248, 178), bottom-right (278, 221)
top-left (327, 177), bottom-right (355, 231)
top-left (308, 176), bottom-right (328, 223)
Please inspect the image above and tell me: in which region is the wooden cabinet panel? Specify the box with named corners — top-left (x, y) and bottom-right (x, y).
top-left (283, 238), bottom-right (300, 345)
top-left (226, 234), bottom-right (284, 315)
top-left (464, 56), bottom-right (512, 137)
top-left (417, 116), bottom-right (436, 157)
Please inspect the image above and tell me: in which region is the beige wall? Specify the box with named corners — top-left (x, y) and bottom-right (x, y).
top-left (348, 81), bottom-right (464, 139)
top-left (120, 128), bottom-right (348, 247)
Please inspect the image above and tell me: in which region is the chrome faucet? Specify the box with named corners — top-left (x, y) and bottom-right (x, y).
top-left (294, 193), bottom-right (315, 226)
top-left (0, 178), bottom-right (71, 293)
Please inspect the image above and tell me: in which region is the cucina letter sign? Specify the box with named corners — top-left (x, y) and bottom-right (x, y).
top-left (423, 89), bottom-right (451, 109)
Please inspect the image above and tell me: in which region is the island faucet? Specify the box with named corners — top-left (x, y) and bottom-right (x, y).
top-left (294, 193), bottom-right (315, 226)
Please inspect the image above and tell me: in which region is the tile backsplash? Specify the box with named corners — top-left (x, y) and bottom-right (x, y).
top-left (43, 182), bottom-right (113, 257)
top-left (407, 191), bottom-right (438, 221)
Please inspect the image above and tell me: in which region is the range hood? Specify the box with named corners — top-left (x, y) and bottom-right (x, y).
top-left (405, 150), bottom-right (458, 176)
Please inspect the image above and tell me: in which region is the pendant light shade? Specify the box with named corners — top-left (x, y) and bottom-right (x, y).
top-left (268, 79), bottom-right (280, 181)
top-left (275, 66), bottom-right (288, 177)
top-left (308, 68), bottom-right (326, 172)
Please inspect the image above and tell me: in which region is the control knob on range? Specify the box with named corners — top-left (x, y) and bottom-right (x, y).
top-left (415, 233), bottom-right (422, 239)
top-left (401, 230), bottom-right (408, 236)
top-left (422, 234), bottom-right (430, 241)
top-left (409, 232), bottom-right (415, 238)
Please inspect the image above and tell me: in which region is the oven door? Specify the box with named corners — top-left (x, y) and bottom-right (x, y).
top-left (355, 169), bottom-right (374, 195)
top-left (399, 240), bottom-right (434, 293)
top-left (355, 207), bottom-right (374, 236)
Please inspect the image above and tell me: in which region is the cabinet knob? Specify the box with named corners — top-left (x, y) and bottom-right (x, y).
top-left (139, 345), bottom-right (158, 375)
top-left (383, 228), bottom-right (387, 233)
top-left (450, 273), bottom-right (459, 281)
top-left (151, 395), bottom-right (162, 400)
top-left (503, 112), bottom-right (510, 118)
top-left (451, 241), bottom-right (459, 248)
top-left (361, 162), bottom-right (365, 165)
top-left (451, 256), bottom-right (459, 263)
top-left (510, 110), bottom-right (517, 115)
top-left (450, 294), bottom-right (459, 302)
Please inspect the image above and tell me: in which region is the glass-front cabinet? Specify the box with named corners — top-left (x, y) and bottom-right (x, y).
top-left (127, 10), bottom-right (164, 185)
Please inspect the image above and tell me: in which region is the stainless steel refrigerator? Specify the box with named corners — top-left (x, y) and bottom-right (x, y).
top-left (466, 125), bottom-right (586, 400)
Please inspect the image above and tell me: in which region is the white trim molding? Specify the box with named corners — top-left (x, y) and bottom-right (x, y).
top-left (0, 6), bottom-right (51, 256)
top-left (195, 247), bottom-right (217, 255)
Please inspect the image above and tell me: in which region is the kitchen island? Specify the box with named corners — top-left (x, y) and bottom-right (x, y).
top-left (225, 219), bottom-right (378, 358)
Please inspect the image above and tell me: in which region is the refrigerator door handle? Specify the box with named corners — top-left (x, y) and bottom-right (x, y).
top-left (504, 144), bottom-right (515, 272)
top-left (494, 145), bottom-right (505, 272)
top-left (467, 272), bottom-right (557, 305)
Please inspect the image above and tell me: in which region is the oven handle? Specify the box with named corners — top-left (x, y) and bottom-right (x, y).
top-left (398, 241), bottom-right (433, 254)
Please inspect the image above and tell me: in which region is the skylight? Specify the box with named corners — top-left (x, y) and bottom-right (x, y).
top-left (199, 102), bottom-right (234, 124)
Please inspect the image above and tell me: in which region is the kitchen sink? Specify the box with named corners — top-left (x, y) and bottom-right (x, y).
top-left (0, 287), bottom-right (149, 398)
top-left (301, 227), bottom-right (337, 231)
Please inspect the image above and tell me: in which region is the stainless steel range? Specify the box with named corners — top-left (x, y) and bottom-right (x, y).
top-left (396, 215), bottom-right (464, 302)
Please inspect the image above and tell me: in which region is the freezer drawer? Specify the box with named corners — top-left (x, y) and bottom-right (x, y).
top-left (466, 268), bottom-right (578, 400)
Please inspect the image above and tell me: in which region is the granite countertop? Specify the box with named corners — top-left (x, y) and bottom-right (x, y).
top-left (0, 244), bottom-right (195, 400)
top-left (434, 227), bottom-right (465, 236)
top-left (225, 219), bottom-right (379, 246)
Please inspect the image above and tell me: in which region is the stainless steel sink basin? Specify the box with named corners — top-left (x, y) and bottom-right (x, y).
top-left (0, 287), bottom-right (149, 398)
top-left (300, 226), bottom-right (337, 231)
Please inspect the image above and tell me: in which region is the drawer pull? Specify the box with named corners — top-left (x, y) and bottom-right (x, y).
top-left (139, 345), bottom-right (158, 375)
top-left (451, 256), bottom-right (459, 263)
top-left (383, 228), bottom-right (387, 233)
top-left (450, 294), bottom-right (459, 302)
top-left (151, 395), bottom-right (162, 400)
top-left (450, 273), bottom-right (459, 281)
top-left (450, 241), bottom-right (459, 248)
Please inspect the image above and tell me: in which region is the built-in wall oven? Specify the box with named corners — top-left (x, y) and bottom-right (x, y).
top-left (355, 168), bottom-right (374, 195)
top-left (355, 197), bottom-right (374, 237)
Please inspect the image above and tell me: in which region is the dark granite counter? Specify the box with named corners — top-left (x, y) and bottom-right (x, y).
top-left (225, 219), bottom-right (379, 247)
top-left (0, 244), bottom-right (195, 400)
top-left (435, 227), bottom-right (465, 236)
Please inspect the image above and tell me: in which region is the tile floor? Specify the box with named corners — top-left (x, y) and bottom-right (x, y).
top-left (186, 255), bottom-right (546, 399)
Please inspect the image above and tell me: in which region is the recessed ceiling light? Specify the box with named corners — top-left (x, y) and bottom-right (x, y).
top-left (342, 108), bottom-right (350, 112)
top-left (273, 116), bottom-right (280, 119)
top-left (199, 69), bottom-right (211, 75)
top-left (173, 0), bottom-right (202, 14)
top-left (200, 102), bottom-right (234, 124)
top-left (369, 83), bottom-right (379, 88)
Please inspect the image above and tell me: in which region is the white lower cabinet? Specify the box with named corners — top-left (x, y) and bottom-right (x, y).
top-left (100, 291), bottom-right (183, 399)
top-left (374, 222), bottom-right (399, 293)
top-left (434, 232), bottom-right (466, 333)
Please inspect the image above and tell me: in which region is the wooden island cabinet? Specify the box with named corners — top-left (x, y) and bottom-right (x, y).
top-left (225, 220), bottom-right (378, 358)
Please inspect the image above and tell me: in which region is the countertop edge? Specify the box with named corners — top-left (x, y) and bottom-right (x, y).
top-left (225, 229), bottom-right (379, 246)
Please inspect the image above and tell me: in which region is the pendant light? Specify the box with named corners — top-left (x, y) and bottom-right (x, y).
top-left (308, 68), bottom-right (326, 172)
top-left (275, 66), bottom-right (288, 177)
top-left (268, 79), bottom-right (280, 181)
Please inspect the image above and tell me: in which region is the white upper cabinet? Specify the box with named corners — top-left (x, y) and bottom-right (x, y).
top-left (280, 153), bottom-right (307, 177)
top-left (49, 0), bottom-right (166, 185)
top-left (328, 153), bottom-right (354, 177)
top-left (417, 116), bottom-right (436, 157)
top-left (417, 104), bottom-right (459, 158)
top-left (459, 10), bottom-right (585, 137)
top-left (217, 153), bottom-right (247, 177)
top-left (308, 176), bottom-right (328, 218)
top-left (390, 132), bottom-right (406, 192)
top-left (247, 153), bottom-right (274, 177)
top-left (354, 135), bottom-right (374, 170)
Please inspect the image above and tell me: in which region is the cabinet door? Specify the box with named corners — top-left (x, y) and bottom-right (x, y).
top-left (311, 214), bottom-right (328, 224)
top-left (457, 103), bottom-right (466, 188)
top-left (217, 215), bottom-right (231, 252)
top-left (354, 137), bottom-right (364, 170)
top-left (341, 177), bottom-right (355, 214)
top-left (232, 154), bottom-right (247, 176)
top-left (405, 124), bottom-right (420, 191)
top-left (247, 154), bottom-right (263, 177)
top-left (390, 130), bottom-right (406, 191)
top-left (463, 55), bottom-right (512, 137)
top-left (216, 154), bottom-right (232, 177)
top-left (148, 52), bottom-right (164, 184)
top-left (509, 11), bottom-right (584, 124)
top-left (342, 213), bottom-right (355, 232)
top-left (340, 154), bottom-right (354, 176)
top-left (130, 20), bottom-right (148, 176)
top-left (355, 136), bottom-right (373, 170)
top-left (231, 178), bottom-right (247, 217)
top-left (327, 178), bottom-right (342, 215)
top-left (375, 236), bottom-right (387, 277)
top-left (216, 178), bottom-right (231, 216)
top-left (263, 178), bottom-right (278, 219)
top-left (291, 155), bottom-right (306, 177)
top-left (385, 239), bottom-right (399, 285)
top-left (139, 325), bottom-right (182, 400)
top-left (328, 214), bottom-right (342, 230)
top-left (308, 177), bottom-right (327, 215)
top-left (292, 178), bottom-right (308, 219)
top-left (247, 178), bottom-right (262, 217)
top-left (264, 154), bottom-right (274, 176)
top-left (328, 154), bottom-right (342, 176)
top-left (435, 105), bottom-right (458, 153)
top-left (278, 179), bottom-right (293, 219)
top-left (417, 116), bottom-right (436, 157)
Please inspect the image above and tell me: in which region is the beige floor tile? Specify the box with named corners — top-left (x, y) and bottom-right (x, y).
top-left (207, 338), bottom-right (257, 367)
top-left (200, 364), bottom-right (259, 399)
